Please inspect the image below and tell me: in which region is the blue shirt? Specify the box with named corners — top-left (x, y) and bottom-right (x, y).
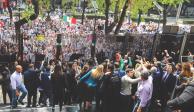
top-left (80, 69), bottom-right (97, 88)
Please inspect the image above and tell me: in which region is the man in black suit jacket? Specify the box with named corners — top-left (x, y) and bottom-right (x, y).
top-left (24, 64), bottom-right (40, 107)
top-left (160, 64), bottom-right (176, 112)
top-left (167, 81), bottom-right (194, 112)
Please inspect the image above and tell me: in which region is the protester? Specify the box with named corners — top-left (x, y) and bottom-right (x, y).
top-left (51, 64), bottom-right (66, 112)
top-left (1, 2), bottom-right (194, 112)
top-left (160, 64), bottom-right (176, 112)
top-left (0, 64), bottom-right (12, 104)
top-left (133, 71), bottom-right (153, 112)
top-left (79, 65), bottom-right (104, 111)
top-left (120, 68), bottom-right (141, 112)
top-left (23, 64), bottom-right (39, 107)
top-left (40, 66), bottom-right (52, 106)
top-left (10, 65), bottom-right (28, 108)
top-left (167, 78), bottom-right (194, 112)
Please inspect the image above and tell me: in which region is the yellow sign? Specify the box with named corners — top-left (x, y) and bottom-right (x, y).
top-left (36, 35), bottom-right (45, 41)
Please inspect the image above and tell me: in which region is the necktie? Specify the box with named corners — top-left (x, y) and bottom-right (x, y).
top-left (163, 73), bottom-right (168, 82)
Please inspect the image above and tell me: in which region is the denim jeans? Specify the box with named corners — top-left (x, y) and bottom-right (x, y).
top-left (11, 90), bottom-right (17, 107)
top-left (11, 84), bottom-right (28, 107)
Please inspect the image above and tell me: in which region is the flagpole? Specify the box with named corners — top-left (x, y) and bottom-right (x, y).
top-left (91, 3), bottom-right (97, 59)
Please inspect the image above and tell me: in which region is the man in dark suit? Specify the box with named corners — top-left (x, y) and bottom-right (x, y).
top-left (167, 80), bottom-right (194, 112)
top-left (0, 65), bottom-right (12, 104)
top-left (24, 64), bottom-right (40, 107)
top-left (160, 64), bottom-right (176, 112)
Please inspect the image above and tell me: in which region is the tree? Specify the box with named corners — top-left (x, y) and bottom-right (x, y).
top-left (104, 0), bottom-right (153, 34)
top-left (104, 0), bottom-right (124, 34)
top-left (81, 0), bottom-right (86, 24)
top-left (14, 0), bottom-right (39, 62)
top-left (157, 0), bottom-right (187, 27)
top-left (7, 0), bottom-right (13, 21)
top-left (114, 0), bottom-right (131, 34)
top-left (130, 0), bottom-right (153, 22)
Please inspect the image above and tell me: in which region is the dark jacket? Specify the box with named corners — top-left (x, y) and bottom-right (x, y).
top-left (161, 72), bottom-right (176, 97)
top-left (41, 71), bottom-right (52, 91)
top-left (51, 73), bottom-right (66, 103)
top-left (102, 73), bottom-right (121, 112)
top-left (1, 67), bottom-right (11, 86)
top-left (24, 68), bottom-right (39, 90)
top-left (167, 81), bottom-right (194, 112)
top-left (65, 68), bottom-right (77, 91)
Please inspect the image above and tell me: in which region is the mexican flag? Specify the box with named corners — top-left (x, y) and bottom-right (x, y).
top-left (63, 16), bottom-right (77, 24)
top-left (71, 18), bottom-right (77, 24)
top-left (0, 21), bottom-right (4, 27)
top-left (63, 15), bottom-right (71, 23)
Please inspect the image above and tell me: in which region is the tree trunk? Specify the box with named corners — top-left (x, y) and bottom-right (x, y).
top-left (105, 0), bottom-right (110, 34)
top-left (15, 0), bottom-right (39, 63)
top-left (107, 0), bottom-right (120, 34)
top-left (163, 4), bottom-right (167, 28)
top-left (114, 0), bottom-right (130, 34)
top-left (137, 10), bottom-right (142, 25)
top-left (81, 0), bottom-right (86, 25)
top-left (7, 0), bottom-right (13, 21)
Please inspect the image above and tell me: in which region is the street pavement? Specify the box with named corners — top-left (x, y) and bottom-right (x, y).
top-left (0, 104), bottom-right (80, 112)
top-left (0, 86), bottom-right (96, 112)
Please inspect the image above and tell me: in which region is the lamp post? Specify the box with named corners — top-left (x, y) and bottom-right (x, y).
top-left (91, 2), bottom-right (97, 59)
top-left (17, 2), bottom-right (23, 63)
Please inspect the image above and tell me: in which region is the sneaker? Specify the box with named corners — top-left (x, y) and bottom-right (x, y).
top-left (26, 105), bottom-right (31, 108)
top-left (11, 106), bottom-right (17, 109)
top-left (32, 105), bottom-right (37, 107)
top-left (18, 100), bottom-right (24, 105)
top-left (52, 107), bottom-right (55, 112)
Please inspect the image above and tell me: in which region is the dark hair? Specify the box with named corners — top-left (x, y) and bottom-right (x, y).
top-left (68, 62), bottom-right (74, 68)
top-left (49, 60), bottom-right (54, 65)
top-left (53, 64), bottom-right (63, 79)
top-left (107, 64), bottom-right (114, 73)
top-left (168, 63), bottom-right (176, 73)
top-left (114, 62), bottom-right (120, 69)
top-left (126, 68), bottom-right (133, 73)
top-left (88, 59), bottom-right (94, 66)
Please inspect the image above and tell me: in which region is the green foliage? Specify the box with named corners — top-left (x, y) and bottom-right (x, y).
top-left (109, 0), bottom-right (125, 12)
top-left (130, 0), bottom-right (153, 19)
top-left (158, 0), bottom-right (185, 6)
top-left (96, 0), bottom-right (105, 12)
top-left (72, 0), bottom-right (79, 14)
top-left (38, 0), bottom-right (50, 18)
top-left (130, 0), bottom-right (187, 20)
top-left (118, 0), bottom-right (126, 11)
top-left (21, 4), bottom-right (34, 21)
top-left (38, 0), bottom-right (50, 11)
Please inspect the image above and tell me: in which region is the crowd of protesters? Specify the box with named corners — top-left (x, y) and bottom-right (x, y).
top-left (0, 48), bottom-right (194, 112)
top-left (1, 2), bottom-right (194, 112)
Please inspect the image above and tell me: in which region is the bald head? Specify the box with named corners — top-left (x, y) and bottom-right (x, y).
top-left (16, 65), bottom-right (23, 73)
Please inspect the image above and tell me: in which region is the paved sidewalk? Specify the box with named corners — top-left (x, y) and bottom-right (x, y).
top-left (0, 104), bottom-right (80, 112)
